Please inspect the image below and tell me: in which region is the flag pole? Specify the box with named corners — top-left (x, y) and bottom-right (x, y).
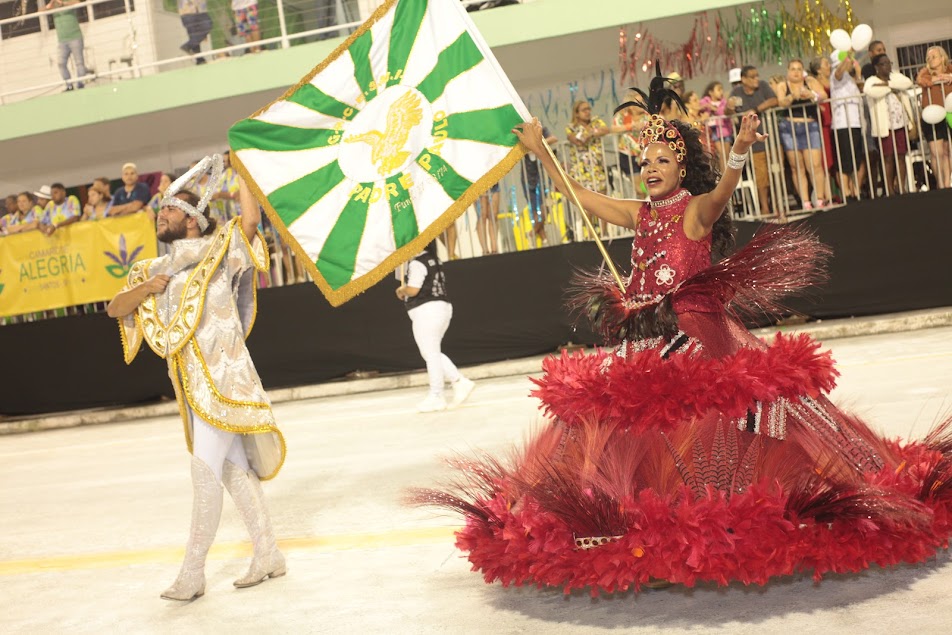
top-left (539, 141), bottom-right (626, 294)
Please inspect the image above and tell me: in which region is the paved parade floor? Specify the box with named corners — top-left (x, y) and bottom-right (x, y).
top-left (2, 326), bottom-right (952, 634)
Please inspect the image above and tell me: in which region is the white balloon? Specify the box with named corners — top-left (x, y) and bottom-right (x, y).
top-left (923, 104), bottom-right (946, 125)
top-left (945, 92), bottom-right (952, 112)
top-left (830, 28), bottom-right (851, 52)
top-left (850, 24), bottom-right (873, 52)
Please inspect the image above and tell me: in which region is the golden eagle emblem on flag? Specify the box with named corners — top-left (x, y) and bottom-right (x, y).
top-left (345, 91), bottom-right (424, 177)
top-left (228, 0), bottom-right (529, 306)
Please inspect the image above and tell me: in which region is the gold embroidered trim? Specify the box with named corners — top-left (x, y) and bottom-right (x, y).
top-left (189, 340), bottom-right (271, 410)
top-left (236, 226), bottom-right (271, 273)
top-left (171, 352), bottom-right (286, 481)
top-left (117, 261), bottom-right (150, 364)
top-left (175, 350), bottom-right (276, 431)
top-left (138, 220), bottom-right (237, 358)
top-left (246, 278), bottom-right (259, 340)
top-left (232, 144), bottom-right (526, 308)
top-left (117, 314), bottom-right (143, 365)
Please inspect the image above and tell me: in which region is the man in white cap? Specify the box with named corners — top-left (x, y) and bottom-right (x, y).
top-left (108, 156), bottom-right (286, 601)
top-left (33, 185), bottom-right (52, 210)
top-left (110, 162), bottom-right (152, 217)
top-left (729, 67), bottom-right (742, 88)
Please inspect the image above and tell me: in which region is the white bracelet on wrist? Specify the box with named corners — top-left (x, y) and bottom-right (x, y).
top-left (727, 150), bottom-right (748, 171)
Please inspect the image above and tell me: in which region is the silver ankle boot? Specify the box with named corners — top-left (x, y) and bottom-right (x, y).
top-left (223, 461), bottom-right (287, 588)
top-left (161, 457), bottom-right (224, 601)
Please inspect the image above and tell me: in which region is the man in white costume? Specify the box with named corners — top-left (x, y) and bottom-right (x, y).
top-left (108, 155), bottom-right (286, 601)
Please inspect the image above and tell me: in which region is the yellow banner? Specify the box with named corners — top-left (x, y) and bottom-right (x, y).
top-left (0, 214), bottom-right (158, 317)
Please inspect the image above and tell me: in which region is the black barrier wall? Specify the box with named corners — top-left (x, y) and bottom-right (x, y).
top-left (2, 191), bottom-right (951, 416)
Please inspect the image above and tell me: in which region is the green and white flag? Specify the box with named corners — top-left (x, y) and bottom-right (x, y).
top-left (229, 0), bottom-right (529, 306)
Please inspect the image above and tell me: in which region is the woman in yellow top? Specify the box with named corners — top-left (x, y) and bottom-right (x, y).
top-left (565, 100), bottom-right (609, 193)
top-left (567, 100), bottom-right (636, 234)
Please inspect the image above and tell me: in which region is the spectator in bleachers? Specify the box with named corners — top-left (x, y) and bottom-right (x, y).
top-left (82, 182), bottom-right (114, 220)
top-left (614, 93), bottom-right (648, 198)
top-left (829, 51), bottom-right (867, 202)
top-left (566, 99), bottom-right (609, 235)
top-left (809, 56), bottom-right (836, 198)
top-left (38, 183), bottom-right (81, 235)
top-left (178, 0), bottom-right (213, 65)
top-left (4, 194), bottom-right (16, 218)
top-left (861, 40), bottom-right (887, 80)
top-left (146, 173), bottom-right (175, 217)
top-left (44, 0), bottom-right (87, 91)
top-left (0, 195), bottom-right (16, 235)
top-left (33, 185), bottom-right (52, 211)
top-left (681, 91), bottom-right (710, 145)
top-left (93, 176), bottom-right (112, 198)
top-left (232, 0), bottom-right (260, 53)
top-left (916, 45), bottom-right (952, 190)
top-left (727, 65), bottom-right (777, 216)
top-left (700, 81), bottom-right (734, 174)
top-left (110, 163), bottom-right (151, 216)
top-left (4, 193), bottom-right (41, 235)
top-left (864, 54), bottom-right (914, 196)
top-left (775, 59), bottom-right (829, 210)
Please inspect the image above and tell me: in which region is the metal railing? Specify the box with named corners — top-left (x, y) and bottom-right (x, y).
top-left (4, 85), bottom-right (951, 325)
top-left (0, 0), bottom-right (518, 103)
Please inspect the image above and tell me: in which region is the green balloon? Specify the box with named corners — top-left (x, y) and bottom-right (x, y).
top-left (838, 50), bottom-right (849, 61)
top-left (947, 112), bottom-right (952, 129)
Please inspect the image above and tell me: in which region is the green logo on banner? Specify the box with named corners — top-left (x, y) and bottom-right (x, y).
top-left (104, 234), bottom-right (144, 279)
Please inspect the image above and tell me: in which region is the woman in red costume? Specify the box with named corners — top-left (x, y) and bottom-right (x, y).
top-left (413, 72), bottom-right (952, 594)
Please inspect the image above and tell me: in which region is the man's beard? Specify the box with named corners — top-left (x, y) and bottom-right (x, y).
top-left (157, 222), bottom-right (187, 244)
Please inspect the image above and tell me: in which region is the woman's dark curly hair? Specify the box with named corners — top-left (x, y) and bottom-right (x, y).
top-left (667, 118), bottom-right (736, 259)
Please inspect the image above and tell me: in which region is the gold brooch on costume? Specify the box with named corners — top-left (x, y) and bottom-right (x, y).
top-left (639, 114), bottom-right (686, 164)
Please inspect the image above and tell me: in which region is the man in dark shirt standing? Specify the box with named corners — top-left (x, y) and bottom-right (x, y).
top-left (109, 162), bottom-right (152, 217)
top-left (727, 65), bottom-right (778, 216)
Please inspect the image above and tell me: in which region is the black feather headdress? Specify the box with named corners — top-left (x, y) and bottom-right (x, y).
top-left (613, 62), bottom-right (688, 164)
top-left (613, 61), bottom-right (687, 117)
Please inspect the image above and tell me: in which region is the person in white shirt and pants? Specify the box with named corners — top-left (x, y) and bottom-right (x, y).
top-left (396, 242), bottom-right (475, 413)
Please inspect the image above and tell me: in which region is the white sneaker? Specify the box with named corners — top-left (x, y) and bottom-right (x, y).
top-left (450, 377), bottom-right (475, 408)
top-left (417, 393), bottom-right (447, 413)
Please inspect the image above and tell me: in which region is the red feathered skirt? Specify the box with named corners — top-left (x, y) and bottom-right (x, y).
top-left (412, 235), bottom-right (952, 594)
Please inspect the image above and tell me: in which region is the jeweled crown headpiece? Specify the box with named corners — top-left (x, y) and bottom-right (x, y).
top-left (160, 153), bottom-right (224, 232)
top-left (614, 62), bottom-right (687, 164)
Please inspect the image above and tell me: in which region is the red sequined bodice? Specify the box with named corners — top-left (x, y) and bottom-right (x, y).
top-left (626, 188), bottom-right (712, 308)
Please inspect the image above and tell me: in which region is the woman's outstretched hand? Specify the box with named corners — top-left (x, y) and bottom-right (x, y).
top-left (512, 118), bottom-right (548, 157)
top-left (734, 111), bottom-right (767, 153)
